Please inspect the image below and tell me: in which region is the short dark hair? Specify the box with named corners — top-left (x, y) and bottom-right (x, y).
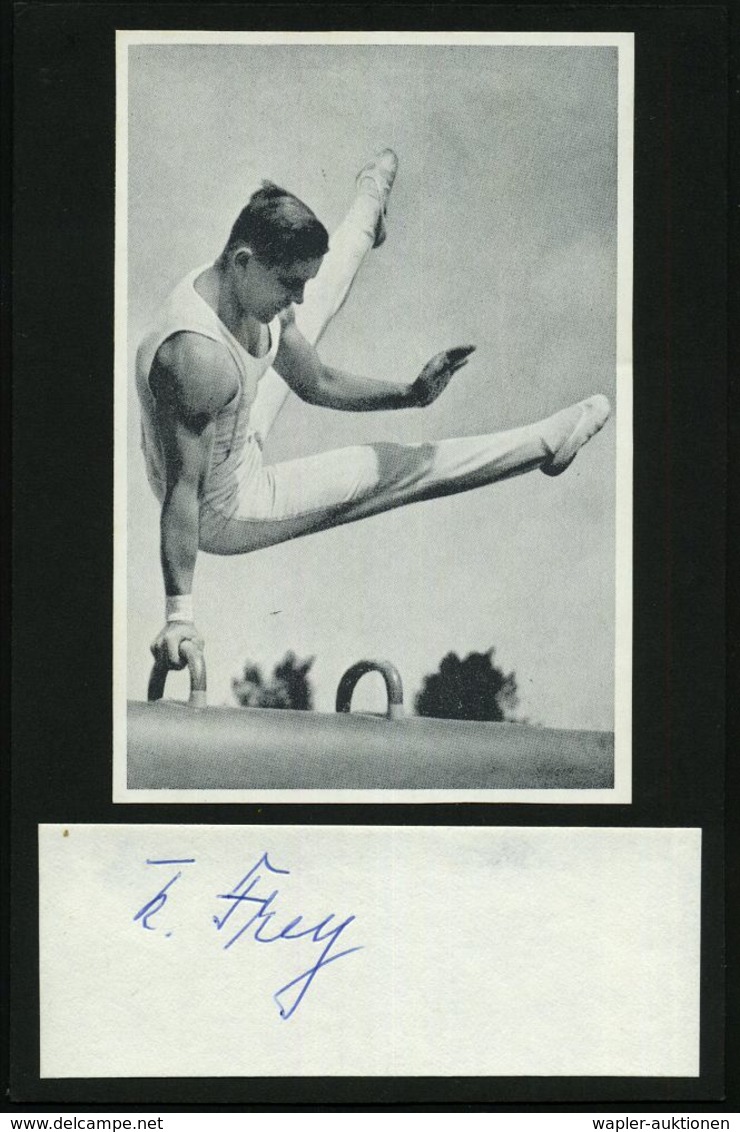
top-left (222, 181), bottom-right (329, 267)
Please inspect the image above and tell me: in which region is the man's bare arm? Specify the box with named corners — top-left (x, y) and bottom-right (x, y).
top-left (274, 311), bottom-right (475, 412)
top-left (149, 332), bottom-right (238, 667)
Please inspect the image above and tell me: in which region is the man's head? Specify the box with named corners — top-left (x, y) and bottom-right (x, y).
top-left (220, 182), bottom-right (329, 322)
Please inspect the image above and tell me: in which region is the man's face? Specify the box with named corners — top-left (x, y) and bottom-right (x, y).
top-left (235, 251), bottom-right (324, 322)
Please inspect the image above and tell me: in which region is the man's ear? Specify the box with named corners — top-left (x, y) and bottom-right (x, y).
top-left (232, 246), bottom-right (254, 272)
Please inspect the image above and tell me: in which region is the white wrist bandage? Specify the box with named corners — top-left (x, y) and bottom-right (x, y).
top-left (166, 594), bottom-right (194, 622)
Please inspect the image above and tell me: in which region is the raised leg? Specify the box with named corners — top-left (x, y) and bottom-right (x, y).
top-left (249, 152), bottom-right (397, 445)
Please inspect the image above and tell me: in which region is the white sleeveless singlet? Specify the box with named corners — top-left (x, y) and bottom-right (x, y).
top-left (135, 265), bottom-right (281, 518)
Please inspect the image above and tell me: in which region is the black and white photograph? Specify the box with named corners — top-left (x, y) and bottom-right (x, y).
top-left (116, 31), bottom-right (633, 801)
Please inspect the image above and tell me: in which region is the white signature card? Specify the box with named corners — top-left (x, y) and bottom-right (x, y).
top-left (39, 825), bottom-right (700, 1078)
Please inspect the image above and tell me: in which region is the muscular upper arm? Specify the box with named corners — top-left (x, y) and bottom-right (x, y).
top-left (150, 332), bottom-right (239, 489)
top-left (151, 332), bottom-right (239, 419)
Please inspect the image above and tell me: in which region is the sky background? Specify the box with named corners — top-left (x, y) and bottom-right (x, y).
top-left (124, 42), bottom-right (620, 728)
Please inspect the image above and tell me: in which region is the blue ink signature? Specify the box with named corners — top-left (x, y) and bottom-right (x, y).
top-left (133, 858), bottom-right (196, 932)
top-left (213, 852), bottom-right (362, 1020)
top-left (133, 852), bottom-right (361, 1020)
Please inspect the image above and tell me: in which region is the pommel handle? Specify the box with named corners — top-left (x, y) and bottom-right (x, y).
top-left (147, 639), bottom-right (207, 708)
top-left (335, 660), bottom-right (404, 721)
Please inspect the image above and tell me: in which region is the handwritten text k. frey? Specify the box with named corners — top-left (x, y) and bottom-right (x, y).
top-left (133, 852), bottom-right (362, 1020)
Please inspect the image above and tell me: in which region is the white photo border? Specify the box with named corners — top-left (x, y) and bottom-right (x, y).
top-left (113, 30), bottom-right (633, 805)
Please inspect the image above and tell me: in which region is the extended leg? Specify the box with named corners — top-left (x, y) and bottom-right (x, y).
top-left (199, 397), bottom-right (610, 556)
top-left (249, 150), bottom-right (398, 445)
